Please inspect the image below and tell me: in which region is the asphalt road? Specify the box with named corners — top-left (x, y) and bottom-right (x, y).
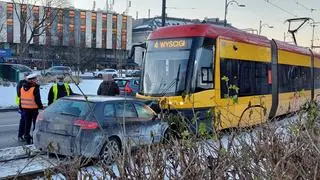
top-left (0, 111), bottom-right (25, 149)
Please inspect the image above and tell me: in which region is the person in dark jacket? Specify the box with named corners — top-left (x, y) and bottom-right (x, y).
top-left (19, 73), bottom-right (43, 144)
top-left (16, 72), bottom-right (30, 142)
top-left (48, 75), bottom-right (74, 105)
top-left (97, 74), bottom-right (120, 96)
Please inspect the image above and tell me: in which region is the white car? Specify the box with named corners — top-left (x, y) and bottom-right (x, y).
top-left (93, 69), bottom-right (118, 78)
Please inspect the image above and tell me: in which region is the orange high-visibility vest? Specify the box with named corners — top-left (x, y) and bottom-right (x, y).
top-left (20, 87), bottom-right (38, 109)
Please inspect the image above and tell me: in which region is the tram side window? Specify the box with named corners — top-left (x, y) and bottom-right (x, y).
top-left (315, 68), bottom-right (320, 89)
top-left (221, 59), bottom-right (271, 98)
top-left (278, 65), bottom-right (290, 93)
top-left (220, 59), bottom-right (239, 98)
top-left (238, 61), bottom-right (270, 96)
top-left (301, 66), bottom-right (311, 90)
top-left (279, 64), bottom-right (312, 93)
top-left (255, 62), bottom-right (271, 95)
top-left (193, 42), bottom-right (214, 92)
top-left (291, 66), bottom-right (301, 92)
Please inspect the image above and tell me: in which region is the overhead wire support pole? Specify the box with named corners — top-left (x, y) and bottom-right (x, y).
top-left (311, 22), bottom-right (320, 49)
top-left (162, 0), bottom-right (166, 27)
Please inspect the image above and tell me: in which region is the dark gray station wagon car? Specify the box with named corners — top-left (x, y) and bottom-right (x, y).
top-left (34, 96), bottom-right (168, 161)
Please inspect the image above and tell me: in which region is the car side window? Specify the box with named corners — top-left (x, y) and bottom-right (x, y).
top-left (103, 103), bottom-right (115, 117)
top-left (115, 103), bottom-right (137, 118)
top-left (134, 103), bottom-right (154, 120)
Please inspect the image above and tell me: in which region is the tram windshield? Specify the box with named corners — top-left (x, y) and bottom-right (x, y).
top-left (141, 37), bottom-right (215, 96)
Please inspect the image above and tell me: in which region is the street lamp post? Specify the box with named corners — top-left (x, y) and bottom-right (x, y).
top-left (259, 20), bottom-right (274, 35)
top-left (224, 0), bottom-right (245, 27)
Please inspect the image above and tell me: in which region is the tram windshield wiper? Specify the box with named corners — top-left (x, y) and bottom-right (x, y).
top-left (160, 64), bottom-right (181, 96)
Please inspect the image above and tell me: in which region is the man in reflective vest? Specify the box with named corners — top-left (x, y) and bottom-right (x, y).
top-left (47, 75), bottom-right (74, 105)
top-left (16, 72), bottom-right (30, 142)
top-left (19, 73), bottom-right (43, 144)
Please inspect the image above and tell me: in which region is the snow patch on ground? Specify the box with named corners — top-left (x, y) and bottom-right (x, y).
top-left (0, 79), bottom-right (103, 109)
top-left (0, 155), bottom-right (59, 178)
top-left (0, 145), bottom-right (38, 162)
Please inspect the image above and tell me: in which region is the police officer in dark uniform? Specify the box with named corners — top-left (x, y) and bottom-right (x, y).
top-left (19, 73), bottom-right (43, 144)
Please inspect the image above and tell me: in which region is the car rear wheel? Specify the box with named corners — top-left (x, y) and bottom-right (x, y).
top-left (100, 137), bottom-right (121, 165)
top-left (98, 74), bottom-right (103, 78)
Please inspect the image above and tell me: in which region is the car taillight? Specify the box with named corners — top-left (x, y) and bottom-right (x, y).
top-left (125, 82), bottom-right (132, 93)
top-left (37, 112), bottom-right (44, 121)
top-left (73, 119), bottom-right (99, 130)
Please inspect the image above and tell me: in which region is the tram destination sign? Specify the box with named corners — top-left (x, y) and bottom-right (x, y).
top-left (150, 38), bottom-right (192, 50)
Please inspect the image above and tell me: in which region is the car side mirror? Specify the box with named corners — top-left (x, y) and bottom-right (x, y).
top-left (152, 114), bottom-right (161, 121)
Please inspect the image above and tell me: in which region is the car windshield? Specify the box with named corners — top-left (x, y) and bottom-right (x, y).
top-left (11, 64), bottom-right (32, 72)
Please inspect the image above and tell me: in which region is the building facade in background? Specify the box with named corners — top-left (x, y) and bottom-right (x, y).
top-left (0, 1), bottom-right (134, 70)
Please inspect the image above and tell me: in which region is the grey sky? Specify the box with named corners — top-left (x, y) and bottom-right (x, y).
top-left (74, 0), bottom-right (320, 48)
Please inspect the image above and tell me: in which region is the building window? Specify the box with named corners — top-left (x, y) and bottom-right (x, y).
top-left (45, 8), bottom-right (51, 46)
top-left (7, 3), bottom-right (13, 43)
top-left (112, 15), bottom-right (117, 49)
top-left (56, 9), bottom-right (63, 46)
top-left (122, 16), bottom-right (127, 29)
top-left (69, 10), bottom-right (75, 46)
top-left (121, 16), bottom-right (127, 49)
top-left (91, 12), bottom-right (96, 48)
top-left (80, 11), bottom-right (86, 47)
top-left (102, 14), bottom-right (107, 49)
top-left (32, 6), bottom-right (40, 44)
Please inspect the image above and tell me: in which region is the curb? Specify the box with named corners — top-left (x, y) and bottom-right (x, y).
top-left (0, 106), bottom-right (48, 113)
top-left (0, 108), bottom-right (19, 113)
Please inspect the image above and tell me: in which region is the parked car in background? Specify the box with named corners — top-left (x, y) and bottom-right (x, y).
top-left (93, 69), bottom-right (118, 78)
top-left (43, 66), bottom-right (72, 76)
top-left (117, 69), bottom-right (130, 77)
top-left (10, 64), bottom-right (34, 73)
top-left (34, 95), bottom-right (168, 163)
top-left (114, 77), bottom-right (140, 96)
top-left (0, 63), bottom-right (34, 82)
top-left (131, 70), bottom-right (141, 77)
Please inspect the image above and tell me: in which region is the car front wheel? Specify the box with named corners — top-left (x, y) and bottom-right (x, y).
top-left (98, 74), bottom-right (103, 78)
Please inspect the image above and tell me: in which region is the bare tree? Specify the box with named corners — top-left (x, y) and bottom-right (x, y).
top-left (11, 0), bottom-right (67, 62)
top-left (0, 5), bottom-right (7, 43)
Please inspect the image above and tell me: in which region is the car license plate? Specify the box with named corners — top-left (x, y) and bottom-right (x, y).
top-left (52, 124), bottom-right (67, 130)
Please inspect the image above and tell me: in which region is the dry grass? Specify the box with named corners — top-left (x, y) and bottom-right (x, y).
top-left (43, 103), bottom-right (320, 179)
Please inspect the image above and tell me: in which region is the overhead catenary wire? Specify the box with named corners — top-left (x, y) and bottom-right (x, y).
top-left (263, 0), bottom-right (298, 17)
top-left (293, 0), bottom-right (313, 11)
